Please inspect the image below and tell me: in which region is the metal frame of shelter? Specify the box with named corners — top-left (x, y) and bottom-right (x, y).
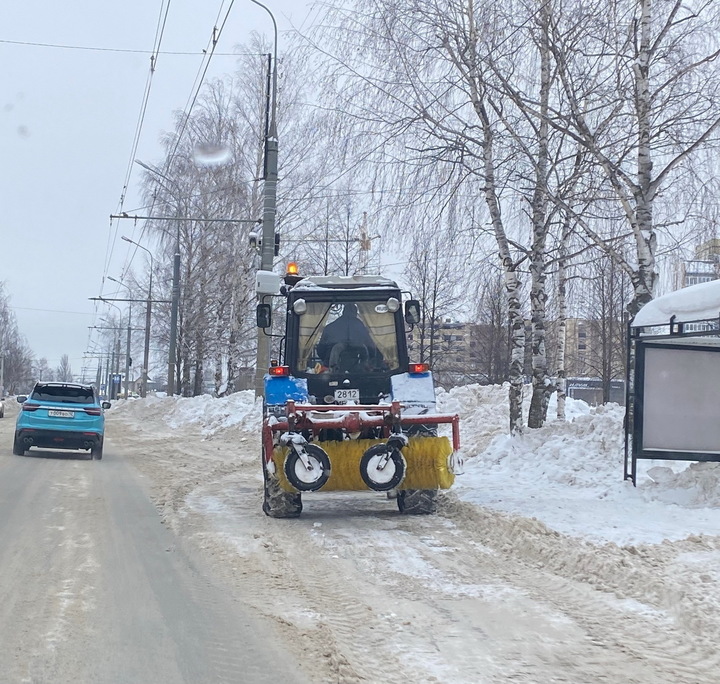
top-left (624, 314), bottom-right (720, 485)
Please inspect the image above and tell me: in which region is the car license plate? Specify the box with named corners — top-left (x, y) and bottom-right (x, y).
top-left (48, 410), bottom-right (74, 418)
top-left (334, 388), bottom-right (359, 403)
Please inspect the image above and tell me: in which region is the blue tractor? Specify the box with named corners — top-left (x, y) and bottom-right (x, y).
top-left (256, 266), bottom-right (461, 517)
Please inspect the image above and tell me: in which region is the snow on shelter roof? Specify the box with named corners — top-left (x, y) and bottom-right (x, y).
top-left (292, 274), bottom-right (399, 290)
top-left (631, 278), bottom-right (720, 327)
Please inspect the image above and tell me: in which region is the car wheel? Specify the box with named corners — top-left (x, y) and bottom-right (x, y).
top-left (12, 435), bottom-right (25, 456)
top-left (92, 444), bottom-right (103, 460)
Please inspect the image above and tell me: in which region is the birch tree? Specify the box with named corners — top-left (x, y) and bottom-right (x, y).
top-left (312, 0), bottom-right (532, 432)
top-left (546, 0), bottom-right (720, 315)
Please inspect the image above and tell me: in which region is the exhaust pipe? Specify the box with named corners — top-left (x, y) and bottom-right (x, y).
top-left (360, 435), bottom-right (407, 491)
top-left (24, 437), bottom-right (34, 445)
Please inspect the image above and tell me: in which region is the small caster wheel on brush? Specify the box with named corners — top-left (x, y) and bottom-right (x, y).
top-left (283, 444), bottom-right (331, 492)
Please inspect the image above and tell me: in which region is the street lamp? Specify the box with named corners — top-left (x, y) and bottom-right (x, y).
top-left (122, 235), bottom-right (153, 398)
top-left (250, 0), bottom-right (279, 395)
top-left (108, 276), bottom-right (133, 399)
top-left (135, 158), bottom-right (182, 396)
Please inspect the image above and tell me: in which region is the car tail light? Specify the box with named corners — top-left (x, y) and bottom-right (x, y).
top-left (22, 403), bottom-right (39, 412)
top-left (408, 363), bottom-right (430, 374)
top-left (268, 365), bottom-right (290, 377)
top-left (84, 407), bottom-right (102, 416)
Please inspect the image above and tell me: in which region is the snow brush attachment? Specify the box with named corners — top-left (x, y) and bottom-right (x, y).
top-left (272, 436), bottom-right (454, 492)
top-left (360, 434), bottom-right (407, 491)
top-left (280, 434), bottom-right (331, 492)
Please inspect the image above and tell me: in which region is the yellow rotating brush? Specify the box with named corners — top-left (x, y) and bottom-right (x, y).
top-left (272, 436), bottom-right (454, 492)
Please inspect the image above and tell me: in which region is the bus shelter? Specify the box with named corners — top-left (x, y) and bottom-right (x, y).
top-left (624, 279), bottom-right (720, 485)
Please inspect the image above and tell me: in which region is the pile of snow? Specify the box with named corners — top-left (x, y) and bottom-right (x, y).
top-left (445, 384), bottom-right (720, 545)
top-left (109, 391), bottom-right (261, 438)
top-left (111, 383), bottom-right (720, 544)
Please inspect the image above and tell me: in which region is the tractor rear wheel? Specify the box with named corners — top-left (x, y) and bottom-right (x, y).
top-left (262, 445), bottom-right (302, 518)
top-left (397, 488), bottom-right (437, 515)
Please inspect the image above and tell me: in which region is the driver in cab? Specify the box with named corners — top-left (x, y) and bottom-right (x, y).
top-left (316, 303), bottom-right (377, 372)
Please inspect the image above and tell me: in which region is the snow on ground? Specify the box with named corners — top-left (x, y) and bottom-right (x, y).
top-left (440, 385), bottom-right (720, 545)
top-left (107, 386), bottom-right (720, 683)
top-left (114, 384), bottom-right (720, 547)
top-left (110, 390), bottom-right (261, 437)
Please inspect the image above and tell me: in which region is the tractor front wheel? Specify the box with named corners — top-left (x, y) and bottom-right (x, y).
top-left (397, 489), bottom-right (437, 515)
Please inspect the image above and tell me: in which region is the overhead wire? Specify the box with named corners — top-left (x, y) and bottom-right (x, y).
top-left (0, 37), bottom-right (250, 56)
top-left (96, 0), bottom-right (175, 359)
top-left (103, 0), bottom-right (173, 281)
top-left (97, 0), bottom-right (241, 364)
top-left (114, 0), bottom-right (240, 283)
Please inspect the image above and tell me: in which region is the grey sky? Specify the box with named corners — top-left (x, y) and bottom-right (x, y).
top-left (1, 0), bottom-right (307, 377)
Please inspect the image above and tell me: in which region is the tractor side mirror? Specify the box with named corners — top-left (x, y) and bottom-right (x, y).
top-left (256, 303), bottom-right (272, 329)
top-left (17, 395), bottom-right (27, 403)
top-left (404, 300), bottom-right (421, 325)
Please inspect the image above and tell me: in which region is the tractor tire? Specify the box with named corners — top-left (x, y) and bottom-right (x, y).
top-left (263, 468), bottom-right (302, 518)
top-left (397, 488), bottom-right (438, 515)
top-left (12, 435), bottom-right (25, 456)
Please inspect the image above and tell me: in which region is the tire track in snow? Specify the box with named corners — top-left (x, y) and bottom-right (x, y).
top-left (439, 496), bottom-right (720, 683)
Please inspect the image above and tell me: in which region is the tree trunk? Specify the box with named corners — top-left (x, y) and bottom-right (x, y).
top-left (555, 216), bottom-right (570, 421)
top-left (528, 5), bottom-right (552, 428)
top-left (629, 0), bottom-right (657, 316)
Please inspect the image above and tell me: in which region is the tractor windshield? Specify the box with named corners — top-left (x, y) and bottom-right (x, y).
top-left (296, 300), bottom-right (400, 374)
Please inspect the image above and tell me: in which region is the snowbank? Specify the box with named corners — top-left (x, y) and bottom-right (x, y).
top-left (445, 385), bottom-right (720, 545)
top-left (109, 391), bottom-right (262, 438)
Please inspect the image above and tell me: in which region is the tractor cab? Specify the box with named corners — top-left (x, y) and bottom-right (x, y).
top-left (283, 275), bottom-right (418, 405)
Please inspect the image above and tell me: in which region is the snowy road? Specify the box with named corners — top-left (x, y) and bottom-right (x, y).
top-left (0, 403), bottom-right (305, 684)
top-left (103, 393), bottom-right (720, 684)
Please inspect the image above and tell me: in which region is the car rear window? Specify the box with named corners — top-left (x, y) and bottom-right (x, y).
top-left (31, 386), bottom-right (95, 404)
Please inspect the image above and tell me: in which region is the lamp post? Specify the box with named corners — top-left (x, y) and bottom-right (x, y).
top-left (250, 0), bottom-right (279, 395)
top-left (108, 277), bottom-right (133, 399)
top-left (122, 235), bottom-right (153, 398)
top-left (135, 159), bottom-right (182, 396)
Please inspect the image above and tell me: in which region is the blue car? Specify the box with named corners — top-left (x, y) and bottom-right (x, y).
top-left (14, 382), bottom-right (110, 460)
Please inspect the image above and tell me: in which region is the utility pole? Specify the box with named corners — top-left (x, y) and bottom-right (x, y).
top-left (0, 351), bottom-right (4, 398)
top-left (122, 236), bottom-right (153, 398)
top-left (125, 305), bottom-right (132, 398)
top-left (169, 235), bottom-right (180, 395)
top-left (108, 277), bottom-right (134, 399)
top-left (133, 159), bottom-right (183, 396)
top-left (252, 0), bottom-right (279, 396)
